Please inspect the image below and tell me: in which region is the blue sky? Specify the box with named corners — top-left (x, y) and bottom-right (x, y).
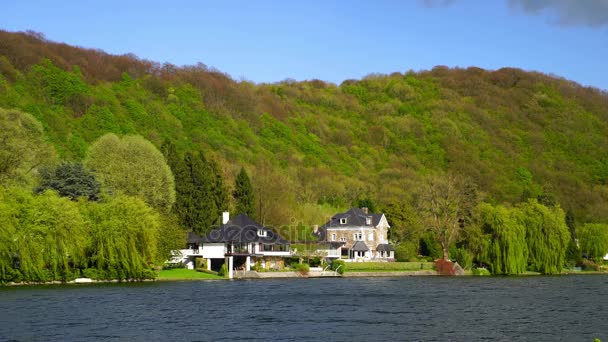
top-left (2, 0), bottom-right (607, 89)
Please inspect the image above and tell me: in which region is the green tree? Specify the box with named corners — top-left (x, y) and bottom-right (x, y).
top-left (173, 151), bottom-right (220, 234)
top-left (577, 223), bottom-right (608, 262)
top-left (478, 203), bottom-right (528, 275)
top-left (36, 162), bottom-right (100, 201)
top-left (84, 134), bottom-right (176, 211)
top-left (0, 187), bottom-right (87, 282)
top-left (353, 197), bottom-right (377, 213)
top-left (80, 195), bottom-right (159, 280)
top-left (418, 173), bottom-right (473, 260)
top-left (233, 167), bottom-right (255, 217)
top-left (0, 108), bottom-right (56, 185)
top-left (208, 157), bottom-right (228, 218)
top-left (515, 199), bottom-right (570, 274)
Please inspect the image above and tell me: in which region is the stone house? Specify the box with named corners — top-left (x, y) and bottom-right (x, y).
top-left (315, 207), bottom-right (394, 261)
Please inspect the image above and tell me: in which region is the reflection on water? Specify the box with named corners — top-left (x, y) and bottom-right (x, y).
top-left (0, 276), bottom-right (607, 341)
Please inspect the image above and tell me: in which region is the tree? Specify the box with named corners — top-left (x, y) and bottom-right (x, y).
top-left (478, 203), bottom-right (528, 275)
top-left (36, 162), bottom-right (100, 201)
top-left (418, 173), bottom-right (472, 260)
top-left (515, 199), bottom-right (570, 275)
top-left (233, 167), bottom-right (255, 218)
top-left (80, 195), bottom-right (159, 280)
top-left (208, 157), bottom-right (228, 218)
top-left (254, 159), bottom-right (295, 226)
top-left (577, 223), bottom-right (608, 262)
top-left (84, 134), bottom-right (175, 211)
top-left (353, 197), bottom-right (377, 213)
top-left (171, 151), bottom-right (226, 234)
top-left (0, 108), bottom-right (56, 185)
top-left (0, 187), bottom-right (87, 282)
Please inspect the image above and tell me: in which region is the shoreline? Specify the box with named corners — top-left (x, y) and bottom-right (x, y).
top-left (3, 270), bottom-right (608, 286)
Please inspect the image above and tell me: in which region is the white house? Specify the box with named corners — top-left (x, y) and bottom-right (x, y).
top-left (171, 212), bottom-right (291, 278)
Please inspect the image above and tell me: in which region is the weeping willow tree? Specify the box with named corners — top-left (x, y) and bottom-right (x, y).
top-left (478, 203), bottom-right (527, 275)
top-left (81, 195), bottom-right (159, 280)
top-left (0, 187), bottom-right (87, 283)
top-left (0, 187), bottom-right (19, 282)
top-left (515, 199), bottom-right (570, 275)
top-left (577, 223), bottom-right (608, 262)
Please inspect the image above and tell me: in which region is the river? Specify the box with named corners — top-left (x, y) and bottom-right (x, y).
top-left (1, 275), bottom-right (607, 341)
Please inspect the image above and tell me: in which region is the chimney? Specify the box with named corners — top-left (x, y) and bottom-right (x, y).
top-left (222, 211), bottom-right (230, 225)
top-left (313, 225), bottom-right (319, 234)
top-left (361, 207), bottom-right (368, 214)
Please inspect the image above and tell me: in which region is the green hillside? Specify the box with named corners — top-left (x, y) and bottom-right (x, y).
top-left (1, 29), bottom-right (608, 227)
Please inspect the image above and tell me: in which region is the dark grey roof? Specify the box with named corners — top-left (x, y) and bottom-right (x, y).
top-left (316, 208), bottom-right (386, 241)
top-left (200, 214), bottom-right (289, 245)
top-left (352, 241), bottom-right (369, 252)
top-left (187, 231), bottom-right (203, 244)
top-left (376, 243), bottom-right (394, 252)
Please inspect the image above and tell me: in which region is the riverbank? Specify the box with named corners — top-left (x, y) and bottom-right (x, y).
top-left (3, 268), bottom-right (608, 286)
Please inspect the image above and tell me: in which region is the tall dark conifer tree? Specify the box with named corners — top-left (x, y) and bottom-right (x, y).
top-left (233, 167), bottom-right (255, 218)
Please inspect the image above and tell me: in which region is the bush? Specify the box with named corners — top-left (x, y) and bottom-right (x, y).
top-left (582, 259), bottom-right (600, 272)
top-left (331, 259), bottom-right (346, 274)
top-left (309, 257), bottom-right (321, 267)
top-left (451, 247), bottom-right (473, 270)
top-left (252, 261), bottom-right (263, 272)
top-left (195, 258), bottom-right (206, 269)
top-left (163, 262), bottom-right (186, 270)
top-left (435, 259), bottom-right (456, 275)
top-left (82, 268), bottom-right (100, 279)
top-left (395, 241), bottom-right (419, 261)
top-left (472, 267), bottom-right (491, 276)
top-left (293, 263), bottom-right (310, 275)
top-left (218, 263), bottom-right (228, 277)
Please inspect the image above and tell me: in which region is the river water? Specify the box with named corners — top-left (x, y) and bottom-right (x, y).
top-left (0, 275), bottom-right (607, 341)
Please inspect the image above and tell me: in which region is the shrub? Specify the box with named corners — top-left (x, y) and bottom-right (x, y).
top-left (582, 259), bottom-right (600, 272)
top-left (293, 263), bottom-right (310, 275)
top-left (309, 257), bottom-right (321, 267)
top-left (252, 261), bottom-right (263, 272)
top-left (450, 247), bottom-right (473, 270)
top-left (163, 262), bottom-right (186, 270)
top-left (218, 264), bottom-right (228, 277)
top-left (195, 258), bottom-right (206, 269)
top-left (395, 241), bottom-right (419, 261)
top-left (141, 269), bottom-right (157, 280)
top-left (472, 267), bottom-right (491, 276)
top-left (435, 259), bottom-right (457, 275)
top-left (331, 260), bottom-right (346, 274)
top-left (82, 268), bottom-right (100, 279)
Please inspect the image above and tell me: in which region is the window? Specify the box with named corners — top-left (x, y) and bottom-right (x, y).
top-left (366, 217), bottom-right (372, 225)
top-left (257, 229), bottom-right (267, 237)
top-left (368, 233), bottom-right (374, 241)
top-left (339, 218), bottom-right (347, 224)
top-left (331, 233), bottom-right (336, 241)
top-left (354, 233), bottom-right (363, 241)
top-left (340, 237), bottom-right (347, 242)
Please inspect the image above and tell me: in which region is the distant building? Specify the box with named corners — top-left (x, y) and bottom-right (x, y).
top-left (172, 212), bottom-right (291, 278)
top-left (315, 207), bottom-right (394, 261)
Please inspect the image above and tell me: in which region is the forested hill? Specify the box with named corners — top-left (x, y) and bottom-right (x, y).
top-left (2, 29), bottom-right (608, 226)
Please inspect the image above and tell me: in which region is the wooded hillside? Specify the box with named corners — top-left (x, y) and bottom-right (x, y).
top-left (2, 29), bottom-right (608, 228)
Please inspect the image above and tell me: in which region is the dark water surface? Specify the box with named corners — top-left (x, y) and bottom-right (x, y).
top-left (1, 275), bottom-right (607, 341)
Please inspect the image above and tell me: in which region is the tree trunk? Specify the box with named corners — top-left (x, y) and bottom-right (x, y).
top-left (441, 242), bottom-right (449, 260)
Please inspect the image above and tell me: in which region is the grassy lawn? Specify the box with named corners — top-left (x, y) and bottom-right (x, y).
top-left (157, 269), bottom-right (225, 280)
top-left (346, 262), bottom-right (435, 272)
